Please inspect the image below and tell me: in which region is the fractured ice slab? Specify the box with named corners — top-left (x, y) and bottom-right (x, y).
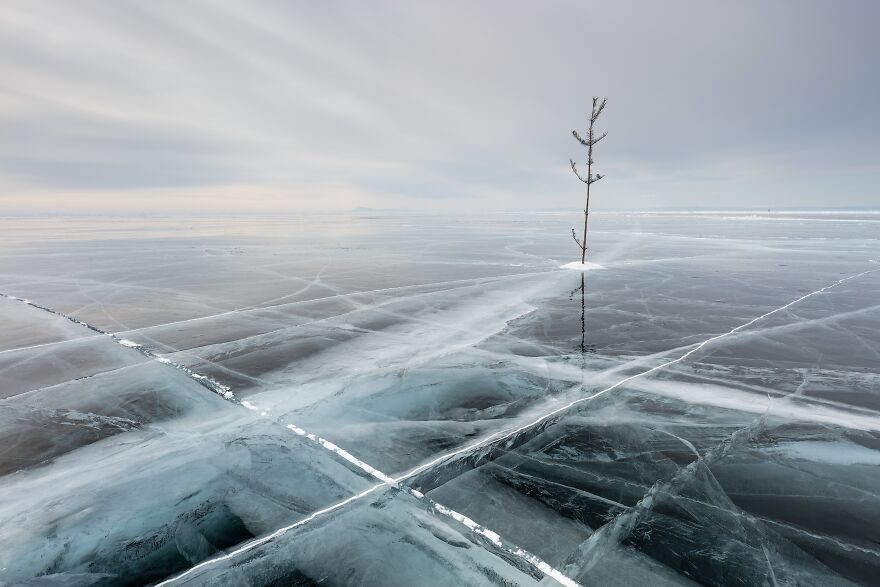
top-left (161, 487), bottom-right (551, 587)
top-left (0, 411), bottom-right (381, 585)
top-left (1, 212), bottom-right (879, 585)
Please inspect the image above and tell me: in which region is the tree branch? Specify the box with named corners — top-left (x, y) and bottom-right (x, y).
top-left (591, 98), bottom-right (607, 121)
top-left (574, 130), bottom-right (607, 148)
top-left (570, 159), bottom-right (589, 184)
top-left (571, 228), bottom-right (583, 249)
top-left (590, 131), bottom-right (608, 146)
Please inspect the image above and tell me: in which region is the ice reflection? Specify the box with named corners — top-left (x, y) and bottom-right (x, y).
top-left (569, 273), bottom-right (598, 356)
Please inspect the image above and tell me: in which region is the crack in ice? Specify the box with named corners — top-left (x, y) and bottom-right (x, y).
top-left (116, 270), bottom-right (554, 336)
top-left (0, 293), bottom-right (235, 401)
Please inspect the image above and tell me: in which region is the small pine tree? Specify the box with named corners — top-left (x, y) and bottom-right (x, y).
top-left (570, 97), bottom-right (607, 264)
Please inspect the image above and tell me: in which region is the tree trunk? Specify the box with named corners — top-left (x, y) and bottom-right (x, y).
top-left (581, 183), bottom-right (591, 264)
top-left (581, 115), bottom-right (595, 264)
top-left (570, 97), bottom-right (606, 264)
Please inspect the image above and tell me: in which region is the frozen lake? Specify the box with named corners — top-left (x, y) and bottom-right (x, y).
top-left (1, 212), bottom-right (878, 586)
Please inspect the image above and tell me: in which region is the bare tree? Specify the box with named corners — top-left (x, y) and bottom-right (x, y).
top-left (570, 97), bottom-right (607, 264)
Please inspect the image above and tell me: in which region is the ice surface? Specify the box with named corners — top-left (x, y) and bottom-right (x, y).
top-left (0, 212), bottom-right (879, 585)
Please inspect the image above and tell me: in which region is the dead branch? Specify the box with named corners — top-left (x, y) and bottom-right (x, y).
top-left (570, 159), bottom-right (589, 184)
top-left (591, 97), bottom-right (607, 121)
top-left (573, 130), bottom-right (607, 147)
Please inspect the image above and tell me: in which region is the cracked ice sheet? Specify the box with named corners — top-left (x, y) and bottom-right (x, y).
top-left (424, 392), bottom-right (878, 585)
top-left (0, 216), bottom-right (549, 333)
top-left (0, 299), bottom-right (234, 477)
top-left (224, 261), bottom-right (880, 480)
top-left (411, 274), bottom-right (880, 583)
top-left (0, 298), bottom-right (153, 399)
top-left (0, 295), bottom-right (100, 352)
top-left (2, 212), bottom-right (880, 585)
top-left (127, 269), bottom-right (562, 395)
top-left (0, 355), bottom-right (236, 475)
top-left (218, 271), bottom-right (577, 471)
top-left (0, 407), bottom-right (382, 585)
top-left (160, 486), bottom-right (551, 587)
top-left (0, 333), bottom-right (151, 400)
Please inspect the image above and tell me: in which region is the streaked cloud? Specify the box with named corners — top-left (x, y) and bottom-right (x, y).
top-left (1, 1), bottom-right (878, 212)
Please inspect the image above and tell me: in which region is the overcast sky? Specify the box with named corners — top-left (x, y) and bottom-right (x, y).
top-left (1, 1), bottom-right (878, 213)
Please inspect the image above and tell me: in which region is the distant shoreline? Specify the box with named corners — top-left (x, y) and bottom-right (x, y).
top-left (2, 209), bottom-right (879, 220)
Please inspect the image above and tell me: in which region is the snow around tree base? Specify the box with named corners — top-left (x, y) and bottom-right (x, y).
top-left (560, 261), bottom-right (605, 271)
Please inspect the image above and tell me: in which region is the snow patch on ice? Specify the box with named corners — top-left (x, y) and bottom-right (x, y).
top-left (560, 261), bottom-right (605, 272)
top-left (432, 502), bottom-right (503, 547)
top-left (286, 424), bottom-right (398, 486)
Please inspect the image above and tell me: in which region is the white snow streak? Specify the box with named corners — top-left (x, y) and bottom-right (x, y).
top-left (285, 424), bottom-right (399, 486)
